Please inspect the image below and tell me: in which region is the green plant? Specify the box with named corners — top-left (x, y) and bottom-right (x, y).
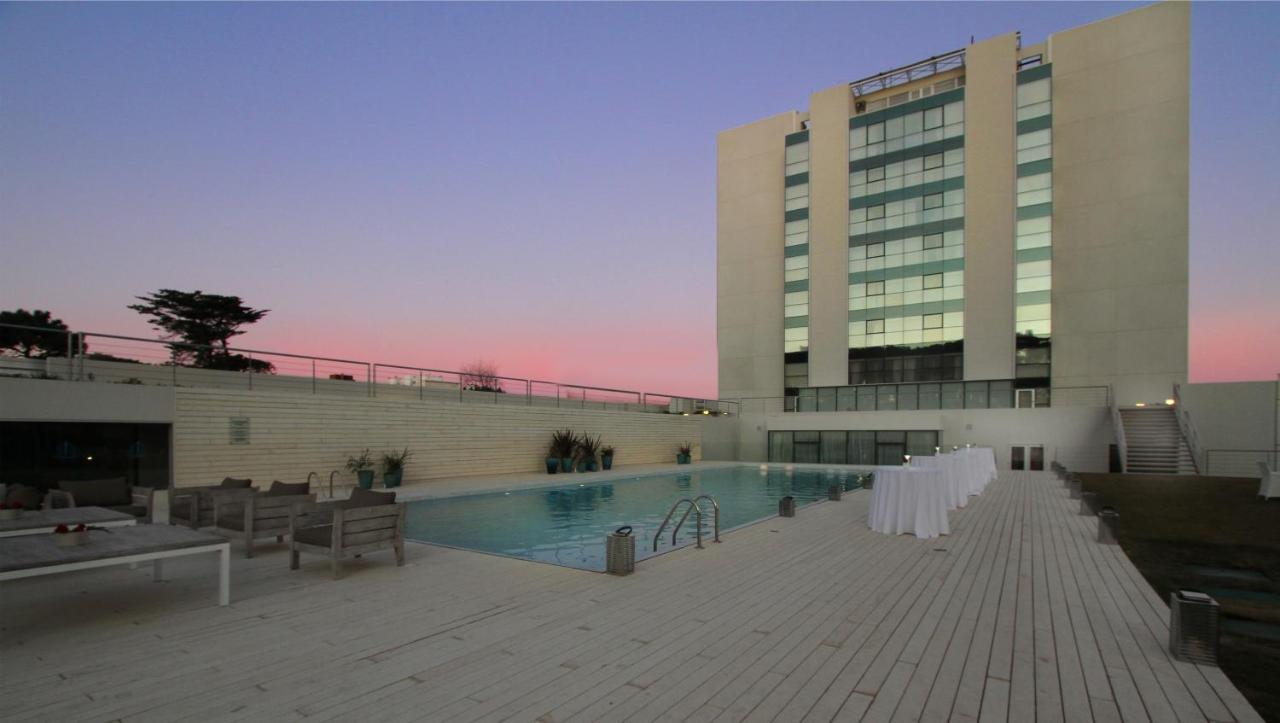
top-left (577, 434), bottom-right (602, 461)
top-left (550, 429), bottom-right (578, 459)
top-left (345, 449), bottom-right (374, 473)
top-left (678, 442), bottom-right (693, 456)
top-left (601, 445), bottom-right (615, 457)
top-left (382, 447), bottom-right (413, 474)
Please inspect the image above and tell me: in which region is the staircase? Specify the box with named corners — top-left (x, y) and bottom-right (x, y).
top-left (1119, 407), bottom-right (1196, 474)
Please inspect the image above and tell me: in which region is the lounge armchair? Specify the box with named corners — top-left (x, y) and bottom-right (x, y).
top-left (288, 488), bottom-right (406, 579)
top-left (1258, 461), bottom-right (1280, 501)
top-left (45, 477), bottom-right (169, 523)
top-left (171, 477), bottom-right (256, 529)
top-left (212, 481), bottom-right (315, 558)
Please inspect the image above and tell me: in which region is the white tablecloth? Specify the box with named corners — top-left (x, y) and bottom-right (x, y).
top-left (910, 456), bottom-right (968, 510)
top-left (953, 447), bottom-right (998, 493)
top-left (868, 466), bottom-right (949, 539)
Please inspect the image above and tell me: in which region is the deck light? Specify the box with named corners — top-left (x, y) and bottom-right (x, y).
top-left (701, 410), bottom-right (710, 415)
top-left (904, 454), bottom-right (912, 466)
top-left (1135, 402), bottom-right (1146, 407)
top-left (1164, 398), bottom-right (1176, 405)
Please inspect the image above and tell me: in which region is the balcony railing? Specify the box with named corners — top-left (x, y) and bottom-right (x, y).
top-left (0, 323), bottom-right (737, 416)
top-left (731, 381), bottom-right (1109, 414)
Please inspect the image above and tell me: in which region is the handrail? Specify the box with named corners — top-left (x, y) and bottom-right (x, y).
top-left (1172, 384), bottom-right (1203, 474)
top-left (654, 498), bottom-right (700, 552)
top-left (692, 494), bottom-right (721, 544)
top-left (0, 322), bottom-right (736, 415)
top-left (329, 470), bottom-right (339, 499)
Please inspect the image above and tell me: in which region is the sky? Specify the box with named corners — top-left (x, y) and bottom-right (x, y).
top-left (2, 2), bottom-right (1277, 399)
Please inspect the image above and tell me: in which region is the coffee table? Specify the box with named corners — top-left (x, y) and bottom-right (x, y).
top-left (0, 507), bottom-right (138, 538)
top-left (0, 525), bottom-right (231, 605)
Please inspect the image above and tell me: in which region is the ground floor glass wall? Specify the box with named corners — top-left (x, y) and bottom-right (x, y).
top-left (768, 430), bottom-right (939, 465)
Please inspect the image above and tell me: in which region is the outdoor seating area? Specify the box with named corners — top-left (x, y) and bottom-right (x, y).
top-left (0, 469), bottom-right (1263, 721)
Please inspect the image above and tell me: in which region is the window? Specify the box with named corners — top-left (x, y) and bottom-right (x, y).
top-left (866, 319), bottom-right (885, 334)
top-left (924, 107), bottom-right (943, 130)
top-left (923, 153), bottom-right (943, 170)
top-left (867, 205), bottom-right (885, 220)
top-left (923, 193), bottom-right (943, 210)
top-left (867, 123), bottom-right (885, 143)
top-left (866, 281), bottom-right (885, 296)
top-left (923, 314), bottom-right (943, 329)
top-left (923, 273), bottom-right (943, 290)
top-left (867, 166), bottom-right (885, 183)
top-left (866, 243), bottom-right (884, 258)
top-left (923, 233), bottom-right (943, 249)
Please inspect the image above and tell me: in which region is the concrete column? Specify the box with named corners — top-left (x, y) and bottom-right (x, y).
top-left (806, 84), bottom-right (854, 387)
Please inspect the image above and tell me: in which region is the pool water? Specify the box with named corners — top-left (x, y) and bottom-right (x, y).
top-left (404, 466), bottom-right (866, 571)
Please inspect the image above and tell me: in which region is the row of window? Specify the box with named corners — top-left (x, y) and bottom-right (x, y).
top-left (849, 101), bottom-right (964, 161)
top-left (785, 141), bottom-right (809, 177)
top-left (850, 149), bottom-right (964, 197)
top-left (848, 349), bottom-right (963, 385)
top-left (860, 311), bottom-right (963, 334)
top-left (768, 430), bottom-right (941, 466)
top-left (794, 379), bottom-right (1026, 413)
top-left (849, 190), bottom-right (965, 237)
top-left (785, 138), bottom-right (811, 355)
top-left (851, 325), bottom-right (963, 350)
top-left (1015, 73), bottom-right (1053, 348)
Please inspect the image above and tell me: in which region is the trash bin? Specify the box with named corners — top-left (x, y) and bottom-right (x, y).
top-left (827, 484), bottom-right (842, 501)
top-left (1097, 507), bottom-right (1119, 544)
top-left (1079, 491), bottom-right (1098, 516)
top-left (778, 496), bottom-right (796, 517)
top-left (1067, 475), bottom-right (1082, 499)
top-left (1169, 590), bottom-right (1220, 665)
top-left (606, 526), bottom-right (635, 576)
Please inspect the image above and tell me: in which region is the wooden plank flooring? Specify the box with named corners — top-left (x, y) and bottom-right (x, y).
top-left (0, 471), bottom-right (1263, 722)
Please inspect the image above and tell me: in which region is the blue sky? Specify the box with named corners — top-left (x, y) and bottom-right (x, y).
top-left (2, 2), bottom-right (1277, 396)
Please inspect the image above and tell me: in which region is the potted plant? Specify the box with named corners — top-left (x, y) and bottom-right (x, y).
top-left (545, 443), bottom-right (560, 474)
top-left (0, 501), bottom-right (24, 520)
top-left (677, 442), bottom-right (693, 465)
top-left (53, 523), bottom-right (90, 547)
top-left (381, 448), bottom-right (413, 488)
top-left (346, 449), bottom-right (376, 490)
top-left (577, 434), bottom-right (602, 472)
top-left (601, 445), bottom-right (615, 471)
top-left (551, 430), bottom-right (577, 475)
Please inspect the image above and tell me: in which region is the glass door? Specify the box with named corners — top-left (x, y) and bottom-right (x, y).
top-left (1010, 444), bottom-right (1045, 471)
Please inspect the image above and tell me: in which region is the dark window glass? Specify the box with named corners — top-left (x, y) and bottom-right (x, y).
top-left (837, 386), bottom-right (857, 411)
top-left (817, 387), bottom-right (837, 412)
top-left (898, 384), bottom-right (918, 410)
top-left (906, 431), bottom-right (938, 457)
top-left (857, 385), bottom-right (877, 411)
top-left (877, 385), bottom-right (897, 410)
top-left (1030, 446), bottom-right (1045, 471)
top-left (964, 381), bottom-right (989, 409)
top-left (989, 381), bottom-right (1014, 409)
top-left (821, 432), bottom-right (847, 464)
top-left (769, 432), bottom-right (792, 462)
top-left (941, 382), bottom-right (963, 409)
top-left (794, 431), bottom-right (820, 463)
top-left (796, 388), bottom-right (817, 412)
top-left (918, 383), bottom-right (941, 409)
top-left (1011, 445), bottom-right (1026, 470)
top-left (848, 432), bottom-right (876, 464)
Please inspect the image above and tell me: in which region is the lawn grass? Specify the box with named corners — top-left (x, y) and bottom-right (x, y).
top-left (1079, 473), bottom-right (1280, 722)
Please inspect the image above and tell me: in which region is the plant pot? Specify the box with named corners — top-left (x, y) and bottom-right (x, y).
top-left (560, 458), bottom-right (573, 474)
top-left (357, 470), bottom-right (375, 490)
top-left (0, 508), bottom-right (22, 521)
top-left (602, 455), bottom-right (613, 471)
top-left (586, 460), bottom-right (598, 472)
top-left (383, 470), bottom-right (403, 488)
top-left (54, 530), bottom-right (89, 547)
top-left (677, 454), bottom-right (691, 465)
top-left (546, 457), bottom-right (560, 474)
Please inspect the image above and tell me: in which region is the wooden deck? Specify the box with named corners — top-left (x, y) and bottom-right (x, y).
top-left (0, 471), bottom-right (1263, 722)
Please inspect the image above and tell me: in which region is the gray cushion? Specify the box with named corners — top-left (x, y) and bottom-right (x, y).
top-left (265, 481), bottom-right (310, 497)
top-left (219, 477), bottom-right (253, 489)
top-left (294, 524), bottom-right (333, 548)
top-left (57, 478), bottom-right (131, 507)
top-left (5, 485), bottom-right (43, 510)
top-left (348, 488), bottom-right (395, 507)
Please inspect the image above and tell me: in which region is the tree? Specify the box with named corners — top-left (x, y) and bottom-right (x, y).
top-left (460, 360), bottom-right (504, 393)
top-left (128, 289), bottom-right (273, 372)
top-left (0, 309), bottom-right (72, 358)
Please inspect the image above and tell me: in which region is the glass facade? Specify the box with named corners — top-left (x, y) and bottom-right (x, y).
top-left (784, 130), bottom-right (810, 388)
top-left (790, 379), bottom-right (1015, 412)
top-left (1015, 65), bottom-right (1053, 384)
top-left (848, 88), bottom-right (966, 385)
top-left (768, 429), bottom-right (940, 465)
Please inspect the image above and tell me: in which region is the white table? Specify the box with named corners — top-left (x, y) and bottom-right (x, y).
top-left (953, 447), bottom-right (998, 493)
top-left (0, 525), bottom-right (231, 606)
top-left (0, 507), bottom-right (138, 538)
top-left (910, 456), bottom-right (968, 510)
top-left (868, 466), bottom-right (949, 539)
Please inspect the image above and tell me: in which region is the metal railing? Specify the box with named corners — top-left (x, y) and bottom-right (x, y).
top-left (653, 495), bottom-right (720, 552)
top-left (1171, 384), bottom-right (1204, 474)
top-left (0, 323), bottom-right (738, 416)
top-left (849, 48), bottom-right (966, 99)
top-left (1111, 400), bottom-right (1128, 474)
top-left (1204, 449), bottom-right (1278, 478)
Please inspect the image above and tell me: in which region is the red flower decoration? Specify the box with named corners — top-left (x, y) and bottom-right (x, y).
top-left (10, 502), bottom-right (22, 509)
top-left (54, 524), bottom-right (70, 534)
top-left (74, 523), bottom-right (88, 532)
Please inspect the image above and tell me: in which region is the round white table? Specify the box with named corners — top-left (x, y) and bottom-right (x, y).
top-left (868, 466), bottom-right (949, 539)
top-left (910, 456), bottom-right (968, 510)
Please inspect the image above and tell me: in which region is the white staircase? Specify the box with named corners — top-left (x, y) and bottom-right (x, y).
top-left (1119, 407), bottom-right (1196, 474)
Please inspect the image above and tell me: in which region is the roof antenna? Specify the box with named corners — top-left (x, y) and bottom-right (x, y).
top-left (969, 35), bottom-right (975, 45)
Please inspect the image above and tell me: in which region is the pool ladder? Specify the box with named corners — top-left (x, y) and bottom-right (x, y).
top-left (653, 495), bottom-right (720, 552)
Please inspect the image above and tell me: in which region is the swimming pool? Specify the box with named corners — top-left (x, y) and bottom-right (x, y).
top-left (404, 465), bottom-right (867, 571)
